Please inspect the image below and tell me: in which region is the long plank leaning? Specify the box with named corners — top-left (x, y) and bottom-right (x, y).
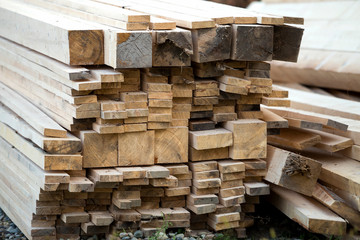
top-left (0, 82), bottom-right (67, 138)
top-left (276, 85), bottom-right (360, 121)
top-left (0, 121), bottom-right (82, 170)
top-left (313, 183), bottom-right (360, 230)
top-left (0, 103), bottom-right (81, 154)
top-left (0, 37), bottom-right (91, 81)
top-left (269, 184), bottom-right (346, 236)
top-left (0, 0), bottom-right (104, 65)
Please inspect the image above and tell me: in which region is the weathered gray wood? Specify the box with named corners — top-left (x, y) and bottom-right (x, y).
top-left (104, 29), bottom-right (152, 68)
top-left (273, 25), bottom-right (304, 62)
top-left (231, 24), bottom-right (273, 61)
top-left (152, 28), bottom-right (193, 67)
top-left (191, 25), bottom-right (232, 63)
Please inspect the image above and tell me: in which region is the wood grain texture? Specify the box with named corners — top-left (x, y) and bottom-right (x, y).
top-left (154, 127), bottom-right (188, 164)
top-left (79, 131), bottom-right (118, 168)
top-left (312, 183), bottom-right (360, 230)
top-left (189, 128), bottom-right (233, 150)
top-left (118, 131), bottom-right (155, 166)
top-left (105, 30), bottom-right (152, 68)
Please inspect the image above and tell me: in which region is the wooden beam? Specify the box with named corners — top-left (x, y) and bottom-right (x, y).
top-left (191, 25), bottom-right (232, 63)
top-left (273, 25), bottom-right (304, 62)
top-left (265, 145), bottom-right (322, 196)
top-left (104, 29), bottom-right (152, 68)
top-left (223, 119), bottom-right (266, 159)
top-left (0, 0), bottom-right (104, 65)
top-left (231, 24), bottom-right (273, 61)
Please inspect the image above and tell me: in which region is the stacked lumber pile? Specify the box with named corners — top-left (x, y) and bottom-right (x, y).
top-left (0, 0), bottom-right (309, 239)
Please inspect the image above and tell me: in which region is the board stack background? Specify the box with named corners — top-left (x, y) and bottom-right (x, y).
top-left (6, 0), bottom-right (360, 239)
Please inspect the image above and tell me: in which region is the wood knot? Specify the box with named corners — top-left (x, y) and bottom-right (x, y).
top-left (283, 154), bottom-right (311, 177)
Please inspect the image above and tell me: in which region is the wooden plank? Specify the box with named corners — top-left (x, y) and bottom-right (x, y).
top-left (269, 185), bottom-right (346, 236)
top-left (0, 104), bottom-right (81, 154)
top-left (312, 183), bottom-right (360, 230)
top-left (118, 131), bottom-right (155, 166)
top-left (88, 169), bottom-right (123, 183)
top-left (89, 211), bottom-right (114, 226)
top-left (79, 131), bottom-right (118, 168)
top-left (339, 145), bottom-right (360, 162)
top-left (217, 160), bottom-right (245, 173)
top-left (69, 177), bottom-right (95, 192)
top-left (149, 175), bottom-right (178, 187)
top-left (267, 127), bottom-right (321, 150)
top-left (266, 107), bottom-right (348, 131)
top-left (231, 24), bottom-right (273, 61)
top-left (260, 107), bottom-right (288, 129)
top-left (223, 119), bottom-right (266, 159)
top-left (45, 0), bottom-right (150, 23)
top-left (285, 117), bottom-right (323, 131)
top-left (265, 145), bottom-right (322, 196)
top-left (189, 161), bottom-right (218, 172)
top-left (277, 86), bottom-right (360, 121)
top-left (95, 0), bottom-right (215, 29)
top-left (304, 129), bottom-right (354, 153)
top-left (0, 122), bottom-right (82, 170)
top-left (189, 147), bottom-right (229, 162)
top-left (187, 203), bottom-right (216, 215)
top-left (189, 128), bottom-right (233, 150)
top-left (0, 82), bottom-right (66, 138)
top-left (61, 212), bottom-right (90, 224)
top-left (27, 0), bottom-right (149, 30)
top-left (143, 165), bottom-right (170, 179)
top-left (150, 16), bottom-right (176, 30)
top-left (0, 0), bottom-right (104, 65)
top-left (0, 37), bottom-right (90, 81)
top-left (155, 0), bottom-right (257, 24)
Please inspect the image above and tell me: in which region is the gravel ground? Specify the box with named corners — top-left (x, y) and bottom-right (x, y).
top-left (0, 208), bottom-right (27, 240)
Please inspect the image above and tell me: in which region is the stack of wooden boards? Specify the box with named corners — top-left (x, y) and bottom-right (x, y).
top-left (0, 0), bottom-right (312, 239)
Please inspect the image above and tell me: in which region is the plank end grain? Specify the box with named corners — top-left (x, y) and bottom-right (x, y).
top-left (68, 30), bottom-right (104, 65)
